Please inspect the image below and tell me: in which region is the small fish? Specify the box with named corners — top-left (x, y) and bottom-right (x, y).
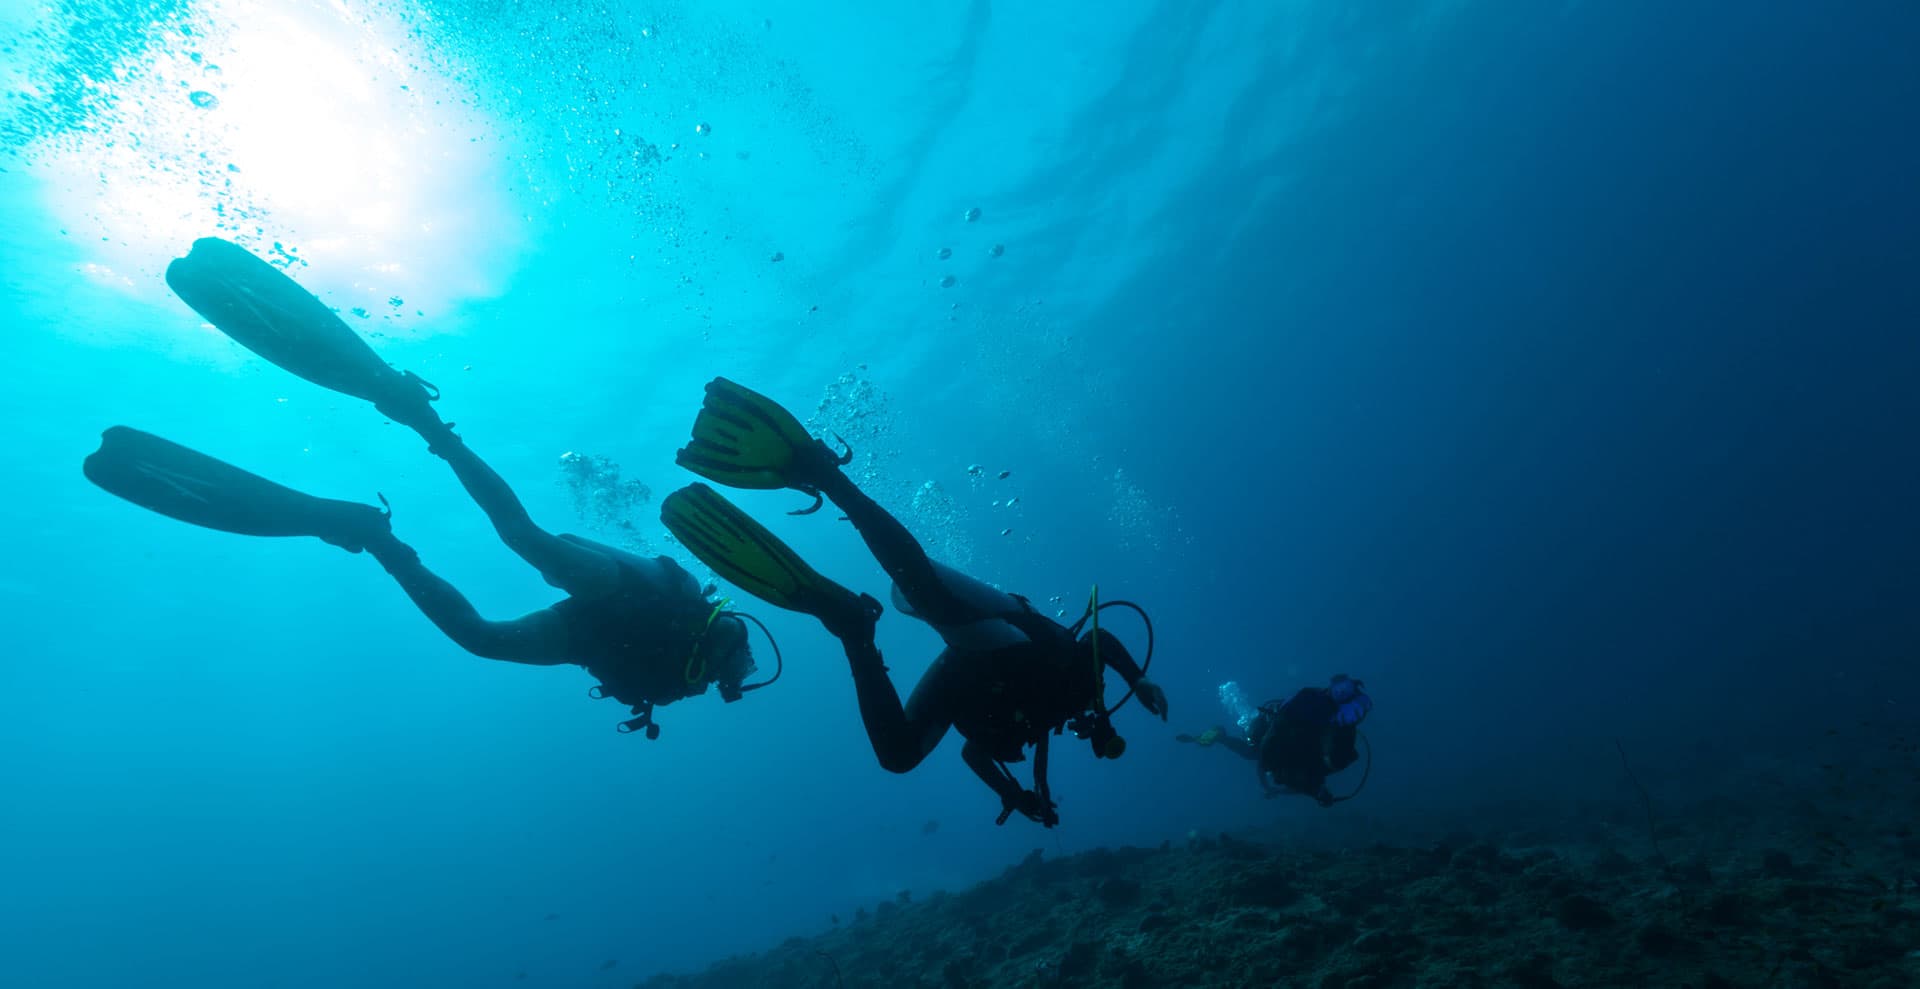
top-left (997, 470), bottom-right (1011, 480)
top-left (601, 959), bottom-right (618, 971)
top-left (922, 819), bottom-right (940, 835)
top-left (543, 912), bottom-right (559, 921)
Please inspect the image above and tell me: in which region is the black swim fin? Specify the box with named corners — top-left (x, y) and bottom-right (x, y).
top-left (660, 483), bottom-right (876, 632)
top-left (83, 426), bottom-right (391, 552)
top-left (165, 237), bottom-right (441, 432)
top-left (676, 378), bottom-right (846, 502)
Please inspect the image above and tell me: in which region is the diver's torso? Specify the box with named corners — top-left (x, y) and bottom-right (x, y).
top-left (948, 633), bottom-right (1096, 760)
top-left (557, 556), bottom-right (710, 706)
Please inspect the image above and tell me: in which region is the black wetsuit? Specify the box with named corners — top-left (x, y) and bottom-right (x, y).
top-left (1262, 690), bottom-right (1360, 800)
top-left (1211, 689), bottom-right (1359, 803)
top-left (360, 427), bottom-right (748, 728)
top-left (807, 469), bottom-right (1148, 825)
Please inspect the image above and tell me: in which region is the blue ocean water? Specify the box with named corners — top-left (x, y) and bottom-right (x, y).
top-left (2, 1), bottom-right (1916, 986)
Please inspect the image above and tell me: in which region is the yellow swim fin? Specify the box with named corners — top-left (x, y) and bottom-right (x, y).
top-left (675, 378), bottom-right (843, 498)
top-left (661, 483), bottom-right (858, 621)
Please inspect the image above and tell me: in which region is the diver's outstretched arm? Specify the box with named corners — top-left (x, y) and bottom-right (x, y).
top-left (366, 534), bottom-right (572, 665)
top-left (961, 738), bottom-right (1023, 806)
top-left (1215, 733), bottom-right (1260, 761)
top-left (425, 432), bottom-right (621, 598)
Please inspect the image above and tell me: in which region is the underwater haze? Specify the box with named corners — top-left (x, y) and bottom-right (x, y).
top-left (3, 1), bottom-right (1918, 986)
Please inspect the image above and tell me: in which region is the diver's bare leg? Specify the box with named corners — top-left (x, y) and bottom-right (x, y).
top-left (418, 429), bottom-right (620, 597)
top-left (366, 534), bottom-right (572, 665)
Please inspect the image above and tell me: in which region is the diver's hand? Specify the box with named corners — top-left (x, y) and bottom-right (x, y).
top-left (999, 789), bottom-right (1059, 828)
top-left (1133, 678), bottom-right (1169, 720)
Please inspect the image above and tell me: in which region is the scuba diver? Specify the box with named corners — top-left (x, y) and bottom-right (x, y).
top-left (81, 238), bottom-right (765, 738)
top-left (1176, 676), bottom-right (1372, 806)
top-left (657, 378), bottom-right (1170, 829)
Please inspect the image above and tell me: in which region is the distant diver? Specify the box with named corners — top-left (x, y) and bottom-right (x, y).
top-left (658, 378), bottom-right (1169, 829)
top-left (82, 238), bottom-right (770, 738)
top-left (1176, 675), bottom-right (1372, 806)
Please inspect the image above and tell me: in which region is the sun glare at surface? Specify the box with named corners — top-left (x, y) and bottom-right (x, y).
top-left (13, 0), bottom-right (515, 332)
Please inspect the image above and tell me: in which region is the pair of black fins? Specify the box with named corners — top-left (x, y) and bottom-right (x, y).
top-left (84, 237), bottom-right (440, 551)
top-left (84, 236), bottom-right (868, 626)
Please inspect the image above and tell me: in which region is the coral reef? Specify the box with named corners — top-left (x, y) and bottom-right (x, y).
top-left (635, 779), bottom-right (1920, 989)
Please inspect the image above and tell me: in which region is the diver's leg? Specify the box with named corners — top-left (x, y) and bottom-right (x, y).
top-left (365, 534), bottom-right (571, 665)
top-left (834, 624), bottom-right (953, 774)
top-left (422, 432), bottom-right (620, 597)
top-left (816, 470), bottom-right (973, 625)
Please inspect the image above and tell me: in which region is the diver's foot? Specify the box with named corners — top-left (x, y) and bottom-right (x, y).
top-left (315, 501), bottom-right (393, 554)
top-left (373, 371), bottom-right (444, 435)
top-left (417, 420), bottom-right (464, 459)
top-left (790, 436), bottom-right (851, 492)
top-left (677, 377), bottom-right (850, 496)
top-left (817, 590), bottom-right (883, 643)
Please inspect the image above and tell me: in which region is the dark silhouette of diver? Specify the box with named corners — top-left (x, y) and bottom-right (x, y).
top-left (1177, 675), bottom-right (1372, 806)
top-left (659, 379), bottom-right (1170, 828)
top-left (82, 238), bottom-right (764, 737)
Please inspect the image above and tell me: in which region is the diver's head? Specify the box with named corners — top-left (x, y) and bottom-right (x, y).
top-left (707, 614), bottom-right (755, 700)
top-left (1329, 674), bottom-right (1363, 703)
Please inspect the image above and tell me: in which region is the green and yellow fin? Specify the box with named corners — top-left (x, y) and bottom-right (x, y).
top-left (661, 482), bottom-right (841, 615)
top-left (675, 377), bottom-right (822, 491)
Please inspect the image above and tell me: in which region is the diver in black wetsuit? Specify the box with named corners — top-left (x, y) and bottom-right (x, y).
top-left (1176, 675), bottom-right (1372, 806)
top-left (662, 379), bottom-right (1170, 828)
top-left (82, 238), bottom-right (759, 737)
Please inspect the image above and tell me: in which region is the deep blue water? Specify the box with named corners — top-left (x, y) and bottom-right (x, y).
top-left (2, 1), bottom-right (1916, 985)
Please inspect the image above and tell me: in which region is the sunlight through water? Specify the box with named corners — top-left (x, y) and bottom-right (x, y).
top-left (7, 0), bottom-right (514, 331)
